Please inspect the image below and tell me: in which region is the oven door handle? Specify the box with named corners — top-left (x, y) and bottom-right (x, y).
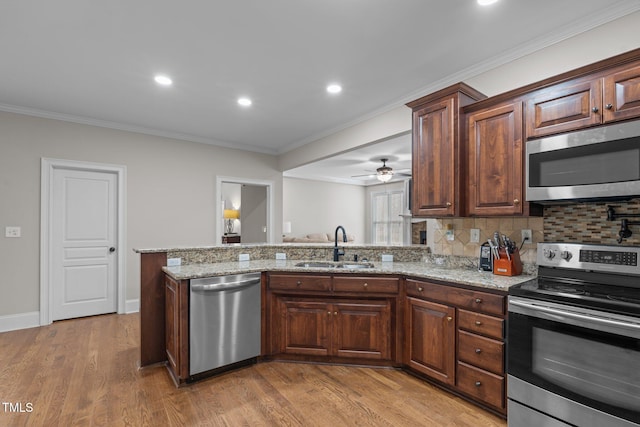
top-left (509, 298), bottom-right (640, 337)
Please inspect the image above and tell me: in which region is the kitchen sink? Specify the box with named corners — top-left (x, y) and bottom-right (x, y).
top-left (294, 262), bottom-right (338, 268)
top-left (337, 262), bottom-right (375, 269)
top-left (293, 261), bottom-right (375, 269)
top-left (293, 261), bottom-right (376, 269)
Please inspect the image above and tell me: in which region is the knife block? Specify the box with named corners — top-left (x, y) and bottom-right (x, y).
top-left (493, 248), bottom-right (523, 276)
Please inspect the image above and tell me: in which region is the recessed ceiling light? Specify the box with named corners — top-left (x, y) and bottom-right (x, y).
top-left (237, 97), bottom-right (252, 107)
top-left (326, 84), bottom-right (342, 94)
top-left (477, 0), bottom-right (498, 5)
top-left (154, 75), bottom-right (173, 86)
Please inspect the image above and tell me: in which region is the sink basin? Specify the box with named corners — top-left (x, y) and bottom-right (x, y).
top-left (294, 262), bottom-right (338, 268)
top-left (337, 262), bottom-right (375, 269)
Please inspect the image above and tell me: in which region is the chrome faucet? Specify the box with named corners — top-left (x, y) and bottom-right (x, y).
top-left (334, 225), bottom-right (347, 261)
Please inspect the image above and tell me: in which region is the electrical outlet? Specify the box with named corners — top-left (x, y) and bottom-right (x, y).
top-left (521, 229), bottom-right (532, 244)
top-left (239, 253), bottom-right (250, 262)
top-left (470, 228), bottom-right (480, 243)
top-left (381, 254), bottom-right (393, 262)
top-left (275, 253), bottom-right (286, 260)
top-left (167, 258), bottom-right (181, 267)
top-left (5, 226), bottom-right (21, 238)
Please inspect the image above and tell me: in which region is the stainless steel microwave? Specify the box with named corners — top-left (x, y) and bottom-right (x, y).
top-left (526, 120), bottom-right (640, 203)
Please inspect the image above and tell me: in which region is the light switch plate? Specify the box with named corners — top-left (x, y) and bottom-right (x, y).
top-left (239, 253), bottom-right (250, 262)
top-left (5, 226), bottom-right (21, 238)
top-left (470, 229), bottom-right (480, 243)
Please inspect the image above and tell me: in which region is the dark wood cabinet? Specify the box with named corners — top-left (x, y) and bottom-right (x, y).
top-left (268, 273), bottom-right (396, 362)
top-left (525, 61), bottom-right (640, 138)
top-left (405, 278), bottom-right (506, 414)
top-left (275, 297), bottom-right (392, 360)
top-left (466, 100), bottom-right (527, 216)
top-left (405, 296), bottom-right (455, 385)
top-left (407, 83), bottom-right (485, 217)
top-left (165, 275), bottom-right (189, 384)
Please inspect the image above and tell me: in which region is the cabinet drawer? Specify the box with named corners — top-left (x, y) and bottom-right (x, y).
top-left (333, 276), bottom-right (399, 293)
top-left (458, 309), bottom-right (504, 340)
top-left (457, 362), bottom-right (505, 410)
top-left (269, 274), bottom-right (331, 291)
top-left (458, 330), bottom-right (504, 374)
top-left (406, 280), bottom-right (505, 315)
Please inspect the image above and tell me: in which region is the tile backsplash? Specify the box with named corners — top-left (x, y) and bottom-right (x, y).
top-left (432, 217), bottom-right (543, 264)
top-left (430, 199), bottom-right (640, 266)
top-left (544, 199), bottom-right (640, 246)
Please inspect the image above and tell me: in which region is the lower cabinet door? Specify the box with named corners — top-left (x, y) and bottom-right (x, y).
top-left (280, 300), bottom-right (330, 356)
top-left (405, 297), bottom-right (456, 385)
top-left (333, 301), bottom-right (391, 360)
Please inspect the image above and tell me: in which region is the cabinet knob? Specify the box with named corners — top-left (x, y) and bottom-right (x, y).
top-left (446, 202), bottom-right (452, 207)
top-left (334, 311), bottom-right (338, 316)
top-left (592, 106), bottom-right (599, 113)
top-left (475, 321), bottom-right (482, 326)
top-left (328, 311), bottom-right (331, 315)
top-left (513, 199), bottom-right (520, 205)
top-left (363, 282), bottom-right (368, 288)
top-left (475, 381), bottom-right (482, 387)
top-left (605, 103), bottom-right (613, 110)
top-left (296, 281), bottom-right (302, 286)
top-left (475, 298), bottom-right (482, 304)
top-left (446, 316), bottom-right (452, 322)
top-left (475, 348), bottom-right (482, 354)
top-left (418, 287), bottom-right (424, 292)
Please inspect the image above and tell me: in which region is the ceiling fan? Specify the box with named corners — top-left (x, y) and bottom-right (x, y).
top-left (352, 158), bottom-right (411, 182)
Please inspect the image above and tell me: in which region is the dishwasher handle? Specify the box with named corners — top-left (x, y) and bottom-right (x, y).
top-left (191, 277), bottom-right (260, 292)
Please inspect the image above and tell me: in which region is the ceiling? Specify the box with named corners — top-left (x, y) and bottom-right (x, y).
top-left (1, 1), bottom-right (639, 163)
top-left (284, 133), bottom-right (412, 186)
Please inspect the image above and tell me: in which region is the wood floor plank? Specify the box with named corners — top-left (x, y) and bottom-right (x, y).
top-left (0, 313), bottom-right (507, 426)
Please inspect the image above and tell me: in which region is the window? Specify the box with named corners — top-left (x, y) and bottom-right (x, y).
top-left (372, 190), bottom-right (404, 245)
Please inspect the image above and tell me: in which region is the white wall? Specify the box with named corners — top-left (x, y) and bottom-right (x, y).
top-left (283, 178), bottom-right (365, 242)
top-left (0, 111), bottom-right (282, 319)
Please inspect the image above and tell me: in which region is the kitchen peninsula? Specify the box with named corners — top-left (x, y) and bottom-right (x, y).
top-left (135, 243), bottom-right (534, 415)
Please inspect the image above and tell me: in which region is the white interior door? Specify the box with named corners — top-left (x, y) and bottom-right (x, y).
top-left (51, 168), bottom-right (118, 320)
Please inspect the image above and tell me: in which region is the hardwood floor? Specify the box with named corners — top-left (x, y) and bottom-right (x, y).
top-left (0, 313), bottom-right (506, 426)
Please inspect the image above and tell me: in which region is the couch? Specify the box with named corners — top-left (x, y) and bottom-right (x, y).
top-left (283, 232), bottom-right (355, 243)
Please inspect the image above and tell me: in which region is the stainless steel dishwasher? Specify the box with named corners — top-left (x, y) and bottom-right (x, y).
top-left (189, 272), bottom-right (261, 376)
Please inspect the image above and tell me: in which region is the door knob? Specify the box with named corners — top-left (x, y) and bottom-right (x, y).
top-left (109, 247), bottom-right (116, 253)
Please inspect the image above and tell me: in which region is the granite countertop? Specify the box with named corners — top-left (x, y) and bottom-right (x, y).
top-left (163, 259), bottom-right (535, 291)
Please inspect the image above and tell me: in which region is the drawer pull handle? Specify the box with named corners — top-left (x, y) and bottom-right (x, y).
top-left (418, 287), bottom-right (424, 292)
top-left (475, 298), bottom-right (482, 304)
top-left (475, 321), bottom-right (482, 326)
top-left (475, 348), bottom-right (482, 354)
top-left (475, 381), bottom-right (482, 387)
top-left (363, 283), bottom-right (368, 288)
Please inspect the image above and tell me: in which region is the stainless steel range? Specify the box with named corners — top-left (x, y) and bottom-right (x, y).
top-left (508, 242), bottom-right (640, 427)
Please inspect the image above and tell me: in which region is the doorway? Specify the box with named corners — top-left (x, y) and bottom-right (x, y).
top-left (216, 176), bottom-right (274, 245)
top-left (40, 158), bottom-right (126, 325)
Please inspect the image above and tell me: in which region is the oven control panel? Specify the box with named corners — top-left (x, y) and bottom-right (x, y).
top-left (538, 243), bottom-right (640, 275)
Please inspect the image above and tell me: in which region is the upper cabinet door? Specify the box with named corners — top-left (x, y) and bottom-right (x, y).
top-left (467, 101), bottom-right (524, 216)
top-left (603, 63), bottom-right (640, 123)
top-left (412, 97), bottom-right (457, 216)
top-left (525, 79), bottom-right (602, 139)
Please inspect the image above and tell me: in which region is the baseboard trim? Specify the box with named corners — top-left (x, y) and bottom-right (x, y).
top-left (125, 299), bottom-right (140, 314)
top-left (0, 311), bottom-right (40, 333)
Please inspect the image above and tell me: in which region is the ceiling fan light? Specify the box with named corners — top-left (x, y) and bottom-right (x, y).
top-left (377, 171), bottom-right (393, 182)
